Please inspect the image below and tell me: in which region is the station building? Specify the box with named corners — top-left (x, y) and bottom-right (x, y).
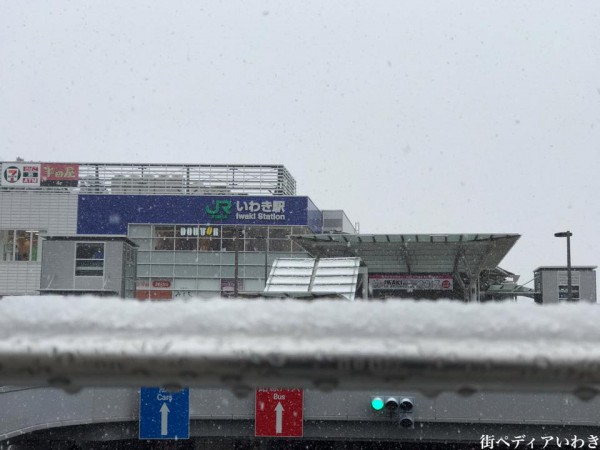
top-left (0, 161), bottom-right (527, 301)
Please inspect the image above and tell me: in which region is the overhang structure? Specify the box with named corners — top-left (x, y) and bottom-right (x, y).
top-left (290, 233), bottom-right (521, 302)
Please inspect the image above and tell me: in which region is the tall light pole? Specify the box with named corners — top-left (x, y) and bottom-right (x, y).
top-left (554, 231), bottom-right (573, 302)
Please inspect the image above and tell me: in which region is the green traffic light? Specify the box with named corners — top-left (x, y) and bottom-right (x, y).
top-left (371, 397), bottom-right (384, 411)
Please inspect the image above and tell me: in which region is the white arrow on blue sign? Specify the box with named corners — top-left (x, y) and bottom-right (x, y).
top-left (139, 387), bottom-right (190, 440)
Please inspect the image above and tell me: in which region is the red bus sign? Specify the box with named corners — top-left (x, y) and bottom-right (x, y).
top-left (255, 388), bottom-right (303, 437)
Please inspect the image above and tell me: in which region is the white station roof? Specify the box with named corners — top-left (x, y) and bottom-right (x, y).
top-left (290, 234), bottom-right (520, 275)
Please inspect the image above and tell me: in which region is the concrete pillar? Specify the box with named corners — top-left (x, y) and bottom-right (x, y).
top-left (468, 273), bottom-right (480, 303)
top-left (359, 266), bottom-right (369, 300)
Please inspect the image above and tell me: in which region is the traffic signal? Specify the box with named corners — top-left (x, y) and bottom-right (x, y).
top-left (385, 397), bottom-right (399, 411)
top-left (398, 397), bottom-right (414, 428)
top-left (370, 396), bottom-right (415, 428)
top-left (370, 397), bottom-right (385, 411)
top-left (370, 396), bottom-right (399, 413)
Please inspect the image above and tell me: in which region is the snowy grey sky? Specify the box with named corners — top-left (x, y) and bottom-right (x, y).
top-left (1, 1), bottom-right (599, 287)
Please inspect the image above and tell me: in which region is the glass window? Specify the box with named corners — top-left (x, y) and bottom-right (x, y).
top-left (75, 243), bottom-right (104, 276)
top-left (242, 252), bottom-right (266, 265)
top-left (153, 225), bottom-right (175, 237)
top-left (150, 264), bottom-right (174, 277)
top-left (292, 226), bottom-right (311, 235)
top-left (175, 237), bottom-right (198, 251)
top-left (132, 238), bottom-right (151, 251)
top-left (137, 252), bottom-right (151, 264)
top-left (198, 237), bottom-right (221, 251)
top-left (246, 226), bottom-right (267, 238)
top-left (269, 227), bottom-right (291, 238)
top-left (198, 265), bottom-right (220, 278)
top-left (128, 224), bottom-right (152, 238)
top-left (15, 231), bottom-right (31, 261)
top-left (198, 252), bottom-right (222, 265)
top-left (174, 265), bottom-right (197, 277)
top-left (1, 230), bottom-right (15, 261)
top-left (292, 241), bottom-right (306, 253)
top-left (220, 253), bottom-right (235, 265)
top-left (154, 238), bottom-right (174, 251)
top-left (243, 265), bottom-right (266, 278)
top-left (222, 226), bottom-right (244, 239)
top-left (175, 252), bottom-right (198, 264)
top-left (151, 252), bottom-right (174, 264)
top-left (30, 232), bottom-right (39, 261)
top-left (1, 230), bottom-right (40, 262)
top-left (153, 225), bottom-right (175, 250)
top-left (245, 239), bottom-right (267, 252)
top-left (221, 266), bottom-right (235, 278)
top-left (269, 239), bottom-right (291, 252)
top-left (222, 236), bottom-right (247, 251)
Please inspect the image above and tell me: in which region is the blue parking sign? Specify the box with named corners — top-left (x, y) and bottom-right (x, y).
top-left (139, 387), bottom-right (190, 440)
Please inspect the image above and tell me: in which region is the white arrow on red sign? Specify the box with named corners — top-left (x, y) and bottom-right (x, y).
top-left (255, 388), bottom-right (303, 437)
top-left (275, 402), bottom-right (284, 434)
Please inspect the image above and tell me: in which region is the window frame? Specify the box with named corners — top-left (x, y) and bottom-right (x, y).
top-left (74, 242), bottom-right (105, 277)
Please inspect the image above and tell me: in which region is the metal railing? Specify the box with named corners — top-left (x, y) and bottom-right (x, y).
top-left (1, 296), bottom-right (600, 396)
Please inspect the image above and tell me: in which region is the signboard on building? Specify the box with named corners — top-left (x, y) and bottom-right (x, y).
top-left (1, 163), bottom-right (40, 186)
top-left (255, 388), bottom-right (303, 437)
top-left (369, 274), bottom-right (454, 291)
top-left (139, 387), bottom-right (189, 440)
top-left (176, 225), bottom-right (220, 237)
top-left (77, 195), bottom-right (322, 234)
top-left (40, 163), bottom-right (79, 187)
top-left (136, 279), bottom-right (173, 300)
top-left (1, 162), bottom-right (79, 187)
top-left (558, 271), bottom-right (581, 300)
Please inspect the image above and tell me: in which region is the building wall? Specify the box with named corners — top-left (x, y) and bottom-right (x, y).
top-left (40, 241), bottom-right (76, 290)
top-left (41, 239), bottom-right (133, 297)
top-left (537, 269), bottom-right (597, 304)
top-left (0, 190), bottom-right (326, 297)
top-left (0, 191), bottom-right (78, 295)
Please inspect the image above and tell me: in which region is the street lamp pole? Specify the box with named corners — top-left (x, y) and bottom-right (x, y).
top-left (554, 231), bottom-right (573, 302)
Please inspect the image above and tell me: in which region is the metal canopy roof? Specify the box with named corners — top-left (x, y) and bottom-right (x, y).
top-left (264, 257), bottom-right (361, 300)
top-left (290, 234), bottom-right (520, 275)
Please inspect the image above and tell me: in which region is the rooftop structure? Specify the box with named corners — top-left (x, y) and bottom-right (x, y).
top-left (1, 162), bottom-right (296, 196)
top-left (291, 233), bottom-right (520, 301)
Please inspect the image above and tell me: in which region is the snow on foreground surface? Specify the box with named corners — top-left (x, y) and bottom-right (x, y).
top-left (0, 295), bottom-right (597, 358)
top-left (1, 296), bottom-right (600, 390)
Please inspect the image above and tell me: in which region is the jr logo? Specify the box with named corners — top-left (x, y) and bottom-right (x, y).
top-left (205, 199), bottom-right (232, 220)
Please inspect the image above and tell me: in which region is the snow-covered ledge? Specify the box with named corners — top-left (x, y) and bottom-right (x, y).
top-left (0, 296), bottom-right (599, 398)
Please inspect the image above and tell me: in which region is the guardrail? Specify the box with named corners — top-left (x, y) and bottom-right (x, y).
top-left (0, 296), bottom-right (599, 398)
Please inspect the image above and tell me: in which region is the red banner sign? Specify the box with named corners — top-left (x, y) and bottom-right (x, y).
top-left (41, 163), bottom-right (79, 186)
